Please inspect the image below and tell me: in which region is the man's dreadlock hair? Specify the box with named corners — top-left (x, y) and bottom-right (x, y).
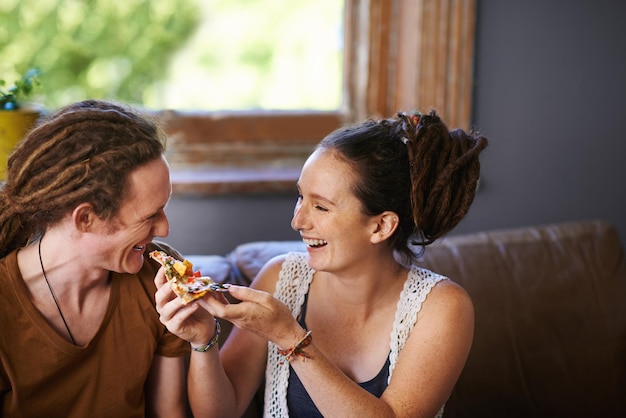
top-left (0, 99), bottom-right (166, 258)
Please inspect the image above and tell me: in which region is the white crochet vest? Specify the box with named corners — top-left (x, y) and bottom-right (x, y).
top-left (263, 252), bottom-right (447, 418)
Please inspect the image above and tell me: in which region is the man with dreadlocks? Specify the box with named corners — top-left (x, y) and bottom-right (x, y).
top-left (0, 100), bottom-right (189, 417)
top-left (156, 110), bottom-right (488, 417)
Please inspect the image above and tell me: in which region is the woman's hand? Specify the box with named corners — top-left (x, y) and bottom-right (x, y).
top-left (198, 285), bottom-right (304, 350)
top-left (154, 268), bottom-right (221, 346)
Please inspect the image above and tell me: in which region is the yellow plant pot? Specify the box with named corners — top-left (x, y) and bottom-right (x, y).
top-left (0, 109), bottom-right (40, 179)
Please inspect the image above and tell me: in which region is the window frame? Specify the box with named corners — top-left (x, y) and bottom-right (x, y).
top-left (161, 0), bottom-right (476, 196)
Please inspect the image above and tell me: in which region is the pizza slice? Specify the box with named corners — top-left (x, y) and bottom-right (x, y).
top-left (149, 250), bottom-right (230, 304)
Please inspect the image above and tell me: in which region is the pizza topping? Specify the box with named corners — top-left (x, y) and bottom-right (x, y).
top-left (149, 250), bottom-right (230, 304)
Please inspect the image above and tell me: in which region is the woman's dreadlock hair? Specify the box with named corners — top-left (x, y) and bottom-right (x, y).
top-left (317, 109), bottom-right (488, 262)
top-left (0, 99), bottom-right (167, 258)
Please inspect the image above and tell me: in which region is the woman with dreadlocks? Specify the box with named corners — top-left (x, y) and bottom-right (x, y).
top-left (0, 100), bottom-right (189, 417)
top-left (156, 110), bottom-right (488, 417)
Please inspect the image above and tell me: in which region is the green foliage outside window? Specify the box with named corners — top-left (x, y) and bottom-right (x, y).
top-left (158, 0), bottom-right (343, 111)
top-left (0, 0), bottom-right (342, 111)
top-left (0, 0), bottom-right (199, 109)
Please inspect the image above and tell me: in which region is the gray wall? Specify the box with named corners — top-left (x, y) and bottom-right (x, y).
top-left (165, 0), bottom-right (626, 256)
top-left (462, 0), bottom-right (626, 241)
top-left (165, 194), bottom-right (299, 255)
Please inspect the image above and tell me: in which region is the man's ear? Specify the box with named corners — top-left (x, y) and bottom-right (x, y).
top-left (71, 203), bottom-right (97, 233)
top-left (370, 211), bottom-right (400, 244)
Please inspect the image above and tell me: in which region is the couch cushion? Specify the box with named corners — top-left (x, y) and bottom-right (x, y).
top-left (418, 220), bottom-right (626, 418)
top-left (184, 254), bottom-right (232, 284)
top-left (226, 240), bottom-right (307, 285)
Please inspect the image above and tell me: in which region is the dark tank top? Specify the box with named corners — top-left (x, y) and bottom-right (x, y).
top-left (286, 292), bottom-right (391, 417)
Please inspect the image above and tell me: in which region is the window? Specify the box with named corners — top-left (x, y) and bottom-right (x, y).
top-left (152, 0), bottom-right (344, 111)
top-left (165, 0), bottom-right (477, 196)
top-left (1, 0), bottom-right (200, 108)
top-left (1, 0), bottom-right (476, 195)
top-left (0, 0), bottom-right (343, 111)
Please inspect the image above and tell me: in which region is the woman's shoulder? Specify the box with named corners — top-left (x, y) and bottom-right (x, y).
top-left (409, 264), bottom-right (448, 282)
top-left (248, 253), bottom-right (289, 292)
top-left (403, 265), bottom-right (473, 317)
top-left (251, 251), bottom-right (311, 294)
top-left (411, 266), bottom-right (473, 317)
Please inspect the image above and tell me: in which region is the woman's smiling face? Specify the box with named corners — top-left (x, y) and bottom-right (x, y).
top-left (291, 148), bottom-right (379, 273)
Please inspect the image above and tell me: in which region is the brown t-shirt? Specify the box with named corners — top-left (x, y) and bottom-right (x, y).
top-left (0, 242), bottom-right (189, 417)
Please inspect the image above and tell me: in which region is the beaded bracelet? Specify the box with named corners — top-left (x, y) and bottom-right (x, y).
top-left (278, 330), bottom-right (313, 364)
top-left (192, 318), bottom-right (221, 352)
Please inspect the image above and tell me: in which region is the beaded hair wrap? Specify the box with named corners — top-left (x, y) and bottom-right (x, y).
top-left (399, 110), bottom-right (421, 144)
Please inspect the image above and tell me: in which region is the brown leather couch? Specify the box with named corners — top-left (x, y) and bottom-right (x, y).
top-left (188, 220), bottom-right (626, 417)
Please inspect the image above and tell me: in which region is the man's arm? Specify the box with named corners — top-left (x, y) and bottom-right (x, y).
top-left (145, 354), bottom-right (188, 418)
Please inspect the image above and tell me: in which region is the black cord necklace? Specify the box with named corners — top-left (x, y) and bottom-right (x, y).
top-left (38, 238), bottom-right (76, 345)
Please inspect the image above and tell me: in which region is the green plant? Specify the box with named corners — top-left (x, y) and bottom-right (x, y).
top-left (0, 69), bottom-right (42, 110)
top-left (0, 0), bottom-right (199, 109)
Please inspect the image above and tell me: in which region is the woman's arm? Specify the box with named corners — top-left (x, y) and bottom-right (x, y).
top-left (220, 277), bottom-right (473, 418)
top-left (378, 280), bottom-right (474, 416)
top-left (160, 256), bottom-right (473, 417)
top-left (289, 280), bottom-right (474, 417)
top-left (189, 256), bottom-right (296, 417)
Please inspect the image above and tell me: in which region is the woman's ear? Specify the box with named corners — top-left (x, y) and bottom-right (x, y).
top-left (71, 203), bottom-right (97, 233)
top-left (370, 211), bottom-right (399, 244)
